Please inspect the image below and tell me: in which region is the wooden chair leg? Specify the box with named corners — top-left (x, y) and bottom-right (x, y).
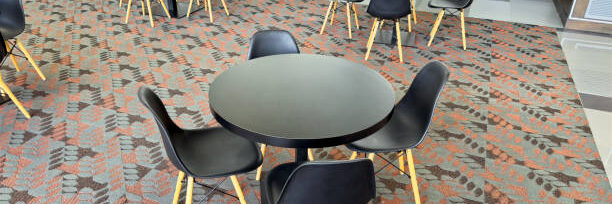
top-left (159, 0), bottom-right (172, 18)
top-left (120, 0), bottom-right (123, 7)
top-left (140, 0), bottom-right (145, 16)
top-left (145, 0), bottom-right (154, 27)
top-left (395, 20), bottom-right (403, 63)
top-left (460, 9), bottom-right (466, 50)
top-left (197, 0), bottom-right (200, 6)
top-left (230, 175), bottom-right (247, 204)
top-left (204, 0), bottom-right (207, 11)
top-left (330, 1), bottom-right (337, 26)
top-left (185, 176), bottom-right (194, 204)
top-left (255, 144), bottom-right (267, 181)
top-left (173, 171), bottom-right (185, 204)
top-left (427, 10), bottom-right (445, 47)
top-left (346, 3), bottom-right (352, 39)
top-left (367, 153), bottom-right (375, 161)
top-left (406, 149), bottom-right (421, 204)
top-left (5, 41), bottom-right (20, 72)
top-left (187, 0), bottom-right (194, 18)
top-left (397, 152), bottom-right (405, 175)
top-left (220, 0), bottom-right (230, 16)
top-left (15, 40), bottom-right (46, 80)
top-left (308, 149), bottom-right (314, 161)
top-left (0, 76), bottom-right (30, 118)
top-left (407, 14), bottom-right (412, 32)
top-left (349, 151), bottom-right (358, 160)
top-left (364, 19), bottom-right (379, 60)
top-left (320, 1), bottom-right (334, 34)
top-left (125, 0), bottom-right (133, 23)
top-left (207, 0), bottom-right (213, 22)
top-left (411, 0), bottom-right (417, 24)
top-left (352, 3), bottom-right (359, 29)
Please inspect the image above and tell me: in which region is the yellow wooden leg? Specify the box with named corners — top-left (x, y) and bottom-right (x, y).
top-left (120, 0), bottom-right (123, 7)
top-left (411, 0), bottom-right (417, 24)
top-left (368, 153), bottom-right (375, 161)
top-left (146, 0), bottom-right (154, 27)
top-left (461, 9), bottom-right (466, 50)
top-left (352, 3), bottom-right (359, 29)
top-left (221, 0), bottom-right (229, 16)
top-left (159, 0), bottom-right (172, 18)
top-left (0, 76), bottom-right (30, 118)
top-left (5, 41), bottom-right (20, 72)
top-left (364, 19), bottom-right (379, 60)
top-left (255, 144), bottom-right (267, 181)
top-left (230, 175), bottom-right (247, 204)
top-left (204, 0), bottom-right (207, 11)
top-left (330, 1), bottom-right (337, 26)
top-left (427, 10), bottom-right (445, 47)
top-left (346, 3), bottom-right (352, 39)
top-left (406, 149), bottom-right (421, 204)
top-left (173, 171), bottom-right (185, 204)
top-left (366, 19), bottom-right (377, 47)
top-left (349, 151), bottom-right (358, 160)
top-left (185, 176), bottom-right (193, 204)
top-left (207, 0), bottom-right (213, 22)
top-left (308, 149), bottom-right (314, 161)
top-left (140, 0), bottom-right (145, 16)
top-left (398, 152), bottom-right (405, 175)
top-left (395, 20), bottom-right (403, 63)
top-left (197, 0), bottom-right (200, 6)
top-left (125, 0), bottom-right (133, 23)
top-left (320, 1), bottom-right (333, 34)
top-left (407, 14), bottom-right (412, 32)
top-left (15, 40), bottom-right (46, 81)
top-left (378, 20), bottom-right (384, 31)
top-left (187, 0), bottom-right (194, 18)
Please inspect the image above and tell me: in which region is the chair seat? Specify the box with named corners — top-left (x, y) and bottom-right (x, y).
top-left (174, 127), bottom-right (263, 178)
top-left (260, 162), bottom-right (300, 204)
top-left (340, 0), bottom-right (364, 3)
top-left (345, 106), bottom-right (426, 153)
top-left (367, 0), bottom-right (412, 20)
top-left (428, 0), bottom-right (471, 9)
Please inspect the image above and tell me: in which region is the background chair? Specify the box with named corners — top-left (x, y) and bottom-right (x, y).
top-left (246, 30), bottom-right (315, 181)
top-left (1, 0), bottom-right (48, 118)
top-left (364, 0), bottom-right (414, 63)
top-left (426, 0), bottom-right (473, 50)
top-left (247, 30), bottom-right (300, 60)
top-left (138, 87), bottom-right (262, 204)
top-left (124, 0), bottom-right (171, 27)
top-left (319, 0), bottom-right (363, 39)
top-left (346, 61), bottom-right (450, 204)
top-left (187, 0), bottom-right (230, 23)
top-left (260, 159), bottom-right (376, 204)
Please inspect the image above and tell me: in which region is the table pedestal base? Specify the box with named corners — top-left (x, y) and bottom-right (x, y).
top-left (151, 1), bottom-right (206, 18)
top-left (373, 29), bottom-right (420, 48)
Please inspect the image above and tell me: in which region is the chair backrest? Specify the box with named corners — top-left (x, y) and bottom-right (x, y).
top-left (137, 87), bottom-right (190, 174)
top-left (247, 30), bottom-right (300, 60)
top-left (463, 0), bottom-right (474, 9)
top-left (276, 159), bottom-right (376, 204)
top-left (0, 0), bottom-right (25, 39)
top-left (395, 61), bottom-right (449, 145)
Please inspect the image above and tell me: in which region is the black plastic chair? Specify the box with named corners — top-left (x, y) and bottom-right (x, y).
top-left (345, 61), bottom-right (450, 204)
top-left (364, 0), bottom-right (414, 63)
top-left (138, 87), bottom-right (262, 204)
top-left (426, 0), bottom-right (474, 50)
top-left (247, 30), bottom-right (300, 60)
top-left (0, 0), bottom-right (46, 80)
top-left (260, 159), bottom-right (376, 204)
top-left (247, 29), bottom-right (308, 182)
top-left (318, 0), bottom-right (364, 39)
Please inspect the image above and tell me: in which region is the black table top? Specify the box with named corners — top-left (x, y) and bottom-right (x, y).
top-left (209, 54), bottom-right (395, 148)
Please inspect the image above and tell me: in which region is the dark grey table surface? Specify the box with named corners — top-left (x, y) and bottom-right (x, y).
top-left (209, 54), bottom-right (395, 162)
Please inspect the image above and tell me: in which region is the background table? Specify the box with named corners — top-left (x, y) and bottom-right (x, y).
top-left (209, 54), bottom-right (395, 163)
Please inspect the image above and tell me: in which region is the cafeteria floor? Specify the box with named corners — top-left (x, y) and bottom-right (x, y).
top-left (0, 0), bottom-right (610, 203)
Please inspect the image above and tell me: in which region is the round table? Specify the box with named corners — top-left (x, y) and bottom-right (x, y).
top-left (209, 54), bottom-right (395, 163)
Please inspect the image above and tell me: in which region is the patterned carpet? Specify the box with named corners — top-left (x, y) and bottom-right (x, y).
top-left (0, 0), bottom-right (610, 203)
